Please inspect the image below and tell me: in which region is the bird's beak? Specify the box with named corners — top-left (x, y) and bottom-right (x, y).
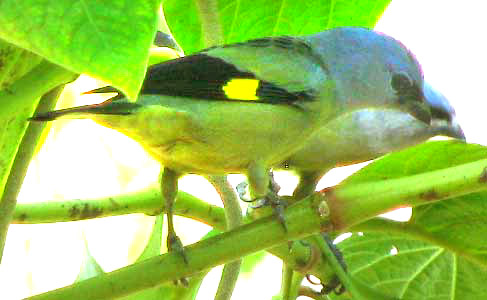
top-left (422, 81), bottom-right (466, 141)
top-left (444, 119), bottom-right (466, 141)
top-left (430, 118), bottom-right (466, 141)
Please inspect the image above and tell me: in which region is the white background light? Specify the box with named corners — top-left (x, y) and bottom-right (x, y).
top-left (1, 1), bottom-right (485, 299)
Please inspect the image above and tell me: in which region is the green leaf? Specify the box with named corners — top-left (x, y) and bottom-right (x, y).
top-left (0, 42), bottom-right (43, 192)
top-left (76, 237), bottom-right (105, 282)
top-left (337, 141), bottom-right (487, 298)
top-left (136, 215), bottom-right (164, 261)
top-left (330, 232), bottom-right (487, 300)
top-left (410, 192), bottom-right (487, 262)
top-left (0, 62), bottom-right (74, 198)
top-left (0, 0), bottom-right (162, 99)
top-left (345, 141), bottom-right (487, 258)
top-left (346, 141), bottom-right (487, 266)
top-left (0, 40), bottom-right (42, 90)
top-left (343, 141), bottom-right (487, 184)
top-left (164, 0), bottom-right (391, 53)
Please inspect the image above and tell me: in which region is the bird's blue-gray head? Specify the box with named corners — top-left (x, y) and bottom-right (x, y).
top-left (304, 27), bottom-right (430, 123)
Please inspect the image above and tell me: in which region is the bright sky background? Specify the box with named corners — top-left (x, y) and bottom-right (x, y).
top-left (1, 1), bottom-right (486, 299)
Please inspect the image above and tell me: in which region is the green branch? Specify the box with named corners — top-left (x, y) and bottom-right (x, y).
top-left (326, 159), bottom-right (487, 230)
top-left (280, 265), bottom-right (304, 300)
top-left (195, 0), bottom-right (224, 47)
top-left (27, 193), bottom-right (329, 300)
top-left (12, 187), bottom-right (226, 227)
top-left (13, 186), bottom-right (336, 284)
top-left (24, 157), bottom-right (487, 299)
top-left (13, 158), bottom-right (487, 286)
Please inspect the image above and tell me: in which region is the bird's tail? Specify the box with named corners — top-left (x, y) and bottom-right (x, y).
top-left (29, 99), bottom-right (141, 121)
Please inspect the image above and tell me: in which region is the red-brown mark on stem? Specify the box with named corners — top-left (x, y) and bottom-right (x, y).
top-left (69, 203), bottom-right (103, 220)
top-left (319, 186), bottom-right (345, 231)
top-left (419, 189), bottom-right (439, 201)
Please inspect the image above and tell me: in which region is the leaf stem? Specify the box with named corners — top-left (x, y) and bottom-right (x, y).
top-left (0, 81), bottom-right (70, 262)
top-left (207, 175), bottom-right (243, 300)
top-left (280, 265), bottom-right (303, 300)
top-left (195, 0), bottom-right (224, 47)
top-left (312, 235), bottom-right (363, 299)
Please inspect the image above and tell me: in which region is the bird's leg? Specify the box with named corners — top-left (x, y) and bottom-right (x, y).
top-left (247, 162), bottom-right (288, 231)
top-left (161, 168), bottom-right (188, 264)
top-left (292, 171), bottom-right (326, 200)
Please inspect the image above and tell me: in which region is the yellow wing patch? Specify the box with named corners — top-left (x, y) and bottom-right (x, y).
top-left (222, 79), bottom-right (260, 101)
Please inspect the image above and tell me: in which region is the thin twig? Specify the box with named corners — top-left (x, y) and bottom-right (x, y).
top-left (207, 175), bottom-right (243, 300)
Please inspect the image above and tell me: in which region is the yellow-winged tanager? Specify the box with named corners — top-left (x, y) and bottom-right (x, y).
top-left (282, 81), bottom-right (464, 199)
top-left (30, 27), bottom-right (430, 261)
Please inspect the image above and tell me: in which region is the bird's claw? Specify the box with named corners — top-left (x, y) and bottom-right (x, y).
top-left (167, 231), bottom-right (188, 265)
top-left (236, 181), bottom-right (255, 203)
top-left (237, 178), bottom-right (288, 231)
top-left (266, 192), bottom-right (288, 232)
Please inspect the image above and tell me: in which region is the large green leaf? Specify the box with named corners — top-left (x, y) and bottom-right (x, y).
top-left (343, 141), bottom-right (487, 184)
top-left (338, 141), bottom-right (487, 298)
top-left (0, 0), bottom-right (162, 99)
top-left (330, 232), bottom-right (487, 300)
top-left (76, 238), bottom-right (105, 282)
top-left (164, 0), bottom-right (390, 53)
top-left (345, 141), bottom-right (487, 260)
top-left (0, 41), bottom-right (42, 191)
top-left (0, 40), bottom-right (42, 90)
top-left (409, 192), bottom-right (487, 262)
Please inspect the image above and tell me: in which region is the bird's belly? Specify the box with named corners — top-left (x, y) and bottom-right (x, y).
top-left (144, 131), bottom-right (305, 174)
top-left (145, 139), bottom-right (255, 174)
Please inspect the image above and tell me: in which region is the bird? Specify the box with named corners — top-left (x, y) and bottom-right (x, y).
top-left (30, 27), bottom-right (431, 262)
top-left (280, 81), bottom-right (464, 199)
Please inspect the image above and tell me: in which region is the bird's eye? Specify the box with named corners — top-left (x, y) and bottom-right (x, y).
top-left (391, 73), bottom-right (413, 93)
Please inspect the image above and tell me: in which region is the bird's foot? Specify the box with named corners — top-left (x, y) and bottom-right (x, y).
top-left (166, 231), bottom-right (190, 286)
top-left (237, 180), bottom-right (289, 232)
top-left (264, 191), bottom-right (289, 232)
top-left (236, 181), bottom-right (258, 203)
top-left (167, 231), bottom-right (188, 265)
